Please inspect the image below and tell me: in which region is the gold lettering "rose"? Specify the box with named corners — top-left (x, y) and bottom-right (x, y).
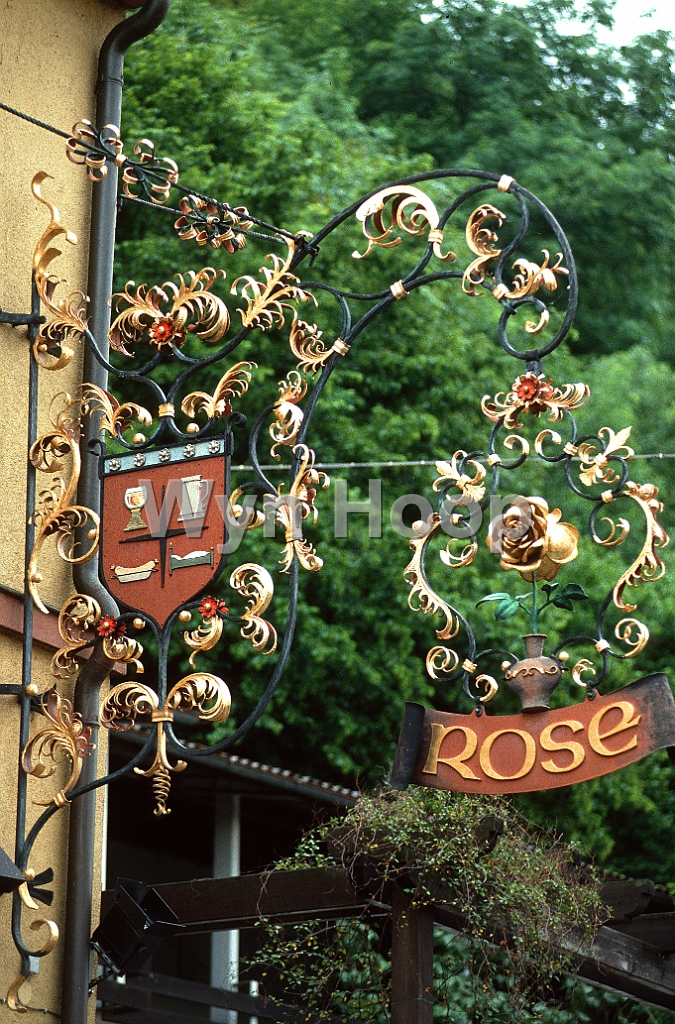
top-left (422, 701), bottom-right (641, 782)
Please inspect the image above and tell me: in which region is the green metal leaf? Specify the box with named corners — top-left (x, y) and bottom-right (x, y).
top-left (494, 598), bottom-right (521, 620)
top-left (558, 583), bottom-right (588, 601)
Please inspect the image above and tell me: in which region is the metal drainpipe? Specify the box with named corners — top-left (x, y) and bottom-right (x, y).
top-left (62, 3), bottom-right (171, 1022)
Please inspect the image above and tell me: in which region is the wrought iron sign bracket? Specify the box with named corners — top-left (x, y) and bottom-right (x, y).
top-left (0, 109), bottom-right (670, 1009)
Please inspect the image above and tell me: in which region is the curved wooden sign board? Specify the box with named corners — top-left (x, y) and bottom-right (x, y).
top-left (391, 675), bottom-right (675, 795)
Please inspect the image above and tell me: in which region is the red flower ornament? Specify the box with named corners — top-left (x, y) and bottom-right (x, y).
top-left (96, 615), bottom-right (127, 639)
top-left (199, 596), bottom-right (228, 620)
top-left (148, 317), bottom-right (186, 350)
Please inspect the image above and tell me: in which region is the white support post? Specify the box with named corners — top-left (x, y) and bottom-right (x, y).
top-left (210, 793), bottom-right (241, 1023)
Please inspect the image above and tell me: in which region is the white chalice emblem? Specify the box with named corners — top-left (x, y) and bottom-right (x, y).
top-left (123, 485), bottom-right (148, 532)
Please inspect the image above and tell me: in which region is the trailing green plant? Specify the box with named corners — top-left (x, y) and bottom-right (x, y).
top-left (244, 786), bottom-right (605, 1021)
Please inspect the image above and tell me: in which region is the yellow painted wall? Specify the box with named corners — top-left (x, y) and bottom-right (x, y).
top-left (0, 1), bottom-right (125, 1018)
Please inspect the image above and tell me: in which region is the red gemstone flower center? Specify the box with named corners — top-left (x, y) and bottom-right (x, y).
top-left (199, 597), bottom-right (228, 620)
top-left (514, 373), bottom-right (553, 406)
top-left (96, 615), bottom-right (126, 639)
top-left (149, 318), bottom-right (176, 344)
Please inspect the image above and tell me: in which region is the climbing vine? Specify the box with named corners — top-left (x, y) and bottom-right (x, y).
top-left (245, 787), bottom-right (604, 1021)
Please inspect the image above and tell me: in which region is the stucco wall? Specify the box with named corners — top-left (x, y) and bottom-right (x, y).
top-left (0, 1), bottom-right (124, 1018)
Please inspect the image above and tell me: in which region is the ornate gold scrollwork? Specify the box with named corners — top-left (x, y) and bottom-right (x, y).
top-left (482, 372), bottom-right (590, 431)
top-left (426, 645), bottom-right (459, 680)
top-left (612, 481), bottom-right (668, 613)
top-left (493, 250), bottom-right (568, 302)
top-left (183, 614), bottom-right (223, 669)
top-left (230, 563), bottom-right (277, 654)
top-left (433, 452), bottom-right (486, 504)
top-left (122, 138), bottom-right (179, 205)
top-left (270, 372), bottom-right (306, 460)
top-left (475, 674), bottom-right (498, 703)
top-left (592, 515), bottom-right (631, 548)
top-left (80, 383), bottom-right (153, 438)
top-left (289, 316), bottom-right (334, 376)
top-left (352, 185), bottom-right (455, 262)
top-left (404, 515), bottom-right (463, 680)
top-left (6, 919), bottom-right (59, 1011)
top-left (174, 196), bottom-right (253, 251)
top-left (101, 674), bottom-right (229, 815)
top-left (272, 445), bottom-right (330, 572)
top-left (22, 689), bottom-right (95, 806)
top-left (181, 361), bottom-right (257, 421)
top-left (101, 632), bottom-right (145, 676)
top-left (614, 617), bottom-right (650, 658)
top-left (66, 120), bottom-right (123, 181)
top-left (28, 393), bottom-right (99, 614)
top-left (228, 487), bottom-right (266, 532)
top-left (109, 268), bottom-right (229, 357)
top-left (51, 593), bottom-right (102, 678)
top-left (231, 239), bottom-right (315, 331)
top-left (463, 204), bottom-right (505, 295)
top-left (463, 204), bottom-right (568, 332)
top-left (31, 172), bottom-right (88, 370)
top-left (571, 658), bottom-right (596, 687)
top-left (578, 426), bottom-right (634, 487)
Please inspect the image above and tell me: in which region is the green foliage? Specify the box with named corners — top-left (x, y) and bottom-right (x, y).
top-left (117, 0), bottom-right (675, 889)
top-left (247, 786), bottom-right (604, 1021)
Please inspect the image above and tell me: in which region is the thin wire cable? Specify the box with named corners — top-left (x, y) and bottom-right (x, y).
top-left (234, 453), bottom-right (675, 471)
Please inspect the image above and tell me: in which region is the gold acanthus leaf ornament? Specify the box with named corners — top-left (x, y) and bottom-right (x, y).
top-left (31, 172), bottom-right (88, 370)
top-left (404, 515), bottom-right (463, 681)
top-left (51, 593), bottom-right (102, 678)
top-left (270, 372), bottom-right (306, 460)
top-left (183, 615), bottom-right (223, 669)
top-left (101, 632), bottom-right (145, 676)
top-left (482, 372), bottom-right (590, 430)
top-left (28, 393), bottom-right (100, 614)
top-left (181, 361), bottom-right (257, 421)
top-left (231, 238), bottom-right (315, 331)
top-left (462, 204), bottom-right (568, 333)
top-left (463, 204), bottom-right (505, 295)
top-left (109, 268), bottom-right (229, 357)
top-left (101, 674), bottom-right (230, 815)
top-left (352, 185), bottom-right (455, 262)
top-left (80, 383), bottom-right (153, 437)
top-left (578, 426), bottom-right (634, 488)
top-left (22, 689), bottom-right (95, 807)
top-left (272, 445), bottom-right (330, 573)
top-left (433, 452), bottom-right (486, 504)
top-left (6, 919), bottom-right (60, 1011)
top-left (493, 250), bottom-right (569, 302)
top-left (230, 563), bottom-right (277, 654)
top-left (613, 481), bottom-right (668, 613)
top-left (289, 317), bottom-right (333, 376)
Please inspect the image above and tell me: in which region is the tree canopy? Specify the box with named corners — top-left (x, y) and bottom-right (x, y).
top-left (115, 0), bottom-right (675, 889)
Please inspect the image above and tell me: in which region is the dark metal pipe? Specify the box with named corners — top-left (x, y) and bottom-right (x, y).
top-left (63, 3), bottom-right (171, 1022)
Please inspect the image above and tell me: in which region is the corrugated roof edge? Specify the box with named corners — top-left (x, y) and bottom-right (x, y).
top-left (110, 728), bottom-right (360, 807)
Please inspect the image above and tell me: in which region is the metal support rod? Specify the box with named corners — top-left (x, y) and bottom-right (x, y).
top-left (62, 4), bottom-right (171, 1023)
top-left (391, 883), bottom-right (434, 1024)
top-left (11, 273), bottom-right (41, 980)
top-left (60, 646), bottom-right (115, 1021)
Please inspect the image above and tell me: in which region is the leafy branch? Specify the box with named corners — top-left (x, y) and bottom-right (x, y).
top-left (477, 580), bottom-right (588, 633)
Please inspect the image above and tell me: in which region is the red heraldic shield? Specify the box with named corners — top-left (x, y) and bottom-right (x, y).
top-left (100, 440), bottom-right (227, 627)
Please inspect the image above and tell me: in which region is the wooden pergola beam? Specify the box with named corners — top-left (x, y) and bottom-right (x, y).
top-left (100, 867), bottom-right (675, 1013)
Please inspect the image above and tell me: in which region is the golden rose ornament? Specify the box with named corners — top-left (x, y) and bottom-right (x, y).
top-left (487, 497), bottom-right (579, 581)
